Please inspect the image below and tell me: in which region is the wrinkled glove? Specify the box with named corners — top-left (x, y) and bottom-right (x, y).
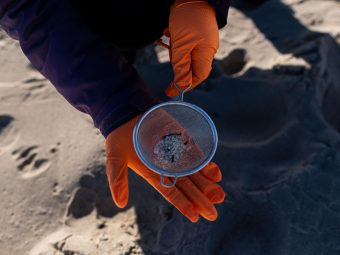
top-left (164, 0), bottom-right (219, 96)
top-left (106, 112), bottom-right (226, 222)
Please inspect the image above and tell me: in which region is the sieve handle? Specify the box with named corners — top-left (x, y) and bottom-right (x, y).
top-left (160, 175), bottom-right (177, 188)
top-left (173, 82), bottom-right (192, 102)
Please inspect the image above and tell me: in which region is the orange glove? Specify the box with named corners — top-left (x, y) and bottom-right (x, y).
top-left (106, 113), bottom-right (226, 222)
top-left (164, 0), bottom-right (219, 96)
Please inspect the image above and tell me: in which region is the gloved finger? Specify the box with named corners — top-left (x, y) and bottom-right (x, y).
top-left (191, 47), bottom-right (216, 88)
top-left (200, 162), bottom-right (222, 182)
top-left (160, 181), bottom-right (200, 223)
top-left (106, 156), bottom-right (129, 208)
top-left (176, 177), bottom-right (218, 221)
top-left (129, 158), bottom-right (199, 223)
top-left (166, 45), bottom-right (193, 97)
top-left (189, 172), bottom-right (225, 204)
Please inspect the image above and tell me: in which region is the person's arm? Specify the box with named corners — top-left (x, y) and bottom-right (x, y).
top-left (0, 0), bottom-right (227, 223)
top-left (207, 0), bottom-right (231, 28)
top-left (165, 0), bottom-right (230, 96)
top-left (0, 0), bottom-right (157, 137)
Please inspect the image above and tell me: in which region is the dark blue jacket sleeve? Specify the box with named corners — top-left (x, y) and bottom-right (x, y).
top-left (208, 0), bottom-right (231, 28)
top-left (0, 0), bottom-right (158, 137)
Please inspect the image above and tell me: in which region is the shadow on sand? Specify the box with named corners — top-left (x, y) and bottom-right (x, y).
top-left (66, 1), bottom-right (340, 254)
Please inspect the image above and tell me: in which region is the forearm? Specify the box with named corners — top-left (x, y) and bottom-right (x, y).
top-left (0, 0), bottom-right (158, 137)
top-left (207, 0), bottom-right (231, 28)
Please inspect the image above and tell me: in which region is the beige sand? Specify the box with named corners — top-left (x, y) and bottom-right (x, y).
top-left (1, 0), bottom-right (340, 254)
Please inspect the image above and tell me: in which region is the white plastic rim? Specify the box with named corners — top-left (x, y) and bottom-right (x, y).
top-left (133, 101), bottom-right (218, 179)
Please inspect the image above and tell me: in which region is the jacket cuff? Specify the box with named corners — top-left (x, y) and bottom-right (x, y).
top-left (208, 0), bottom-right (231, 28)
top-left (95, 86), bottom-right (159, 138)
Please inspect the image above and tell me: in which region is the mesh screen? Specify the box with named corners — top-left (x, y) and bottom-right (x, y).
top-left (135, 103), bottom-right (216, 176)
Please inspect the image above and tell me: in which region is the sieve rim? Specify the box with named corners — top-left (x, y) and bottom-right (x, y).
top-left (133, 101), bottom-right (218, 178)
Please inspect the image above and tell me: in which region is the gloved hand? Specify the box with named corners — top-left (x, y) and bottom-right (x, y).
top-left (106, 112), bottom-right (226, 222)
top-left (164, 0), bottom-right (219, 96)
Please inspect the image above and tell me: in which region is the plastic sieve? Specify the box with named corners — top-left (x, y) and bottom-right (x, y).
top-left (133, 83), bottom-right (218, 188)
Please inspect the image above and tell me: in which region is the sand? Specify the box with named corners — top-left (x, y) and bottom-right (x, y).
top-left (154, 134), bottom-right (186, 165)
top-left (1, 0), bottom-right (340, 254)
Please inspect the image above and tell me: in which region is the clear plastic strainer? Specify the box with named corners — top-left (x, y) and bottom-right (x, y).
top-left (133, 84), bottom-right (218, 188)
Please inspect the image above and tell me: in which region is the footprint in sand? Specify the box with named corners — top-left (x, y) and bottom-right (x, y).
top-left (66, 167), bottom-right (118, 219)
top-left (218, 48), bottom-right (248, 76)
top-left (0, 115), bottom-right (19, 155)
top-left (21, 77), bottom-right (54, 102)
top-left (11, 145), bottom-right (51, 178)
